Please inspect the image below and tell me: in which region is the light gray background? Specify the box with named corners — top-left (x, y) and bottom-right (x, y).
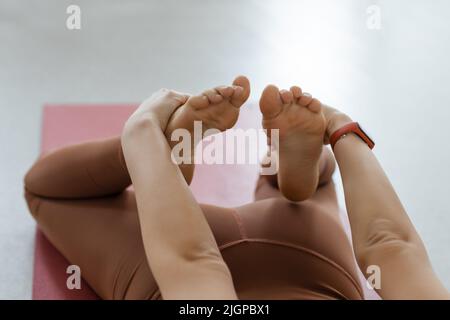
top-left (1, 0), bottom-right (449, 299)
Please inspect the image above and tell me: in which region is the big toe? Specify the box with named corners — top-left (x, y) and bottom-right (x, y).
top-left (260, 84), bottom-right (283, 120)
top-left (231, 75), bottom-right (251, 107)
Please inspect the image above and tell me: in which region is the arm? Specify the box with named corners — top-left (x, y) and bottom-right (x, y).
top-left (121, 90), bottom-right (237, 300)
top-left (325, 107), bottom-right (449, 300)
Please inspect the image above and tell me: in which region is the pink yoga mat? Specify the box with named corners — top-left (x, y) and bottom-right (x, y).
top-left (35, 104), bottom-right (137, 299)
top-left (33, 103), bottom-right (379, 300)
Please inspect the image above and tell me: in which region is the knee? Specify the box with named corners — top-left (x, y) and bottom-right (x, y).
top-left (24, 152), bottom-right (61, 198)
top-left (23, 156), bottom-right (46, 197)
top-left (23, 161), bottom-right (44, 219)
top-left (23, 187), bottom-right (41, 219)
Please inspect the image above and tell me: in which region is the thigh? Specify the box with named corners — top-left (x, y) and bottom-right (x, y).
top-left (28, 190), bottom-right (156, 299)
top-left (29, 186), bottom-right (358, 300)
top-left (229, 196), bottom-right (363, 299)
top-left (254, 172), bottom-right (341, 224)
top-left (27, 190), bottom-right (238, 300)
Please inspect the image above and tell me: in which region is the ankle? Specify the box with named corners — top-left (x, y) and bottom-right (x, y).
top-left (279, 167), bottom-right (320, 202)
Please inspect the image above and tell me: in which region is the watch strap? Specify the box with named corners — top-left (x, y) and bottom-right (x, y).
top-left (329, 122), bottom-right (375, 150)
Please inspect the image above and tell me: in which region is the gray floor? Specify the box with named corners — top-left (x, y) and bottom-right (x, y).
top-left (1, 0), bottom-right (450, 299)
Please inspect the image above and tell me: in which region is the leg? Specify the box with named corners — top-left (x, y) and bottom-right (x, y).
top-left (24, 136), bottom-right (154, 299)
top-left (248, 143), bottom-right (359, 299)
top-left (229, 195), bottom-right (363, 299)
top-left (25, 75), bottom-right (251, 198)
top-left (24, 135), bottom-right (241, 299)
top-left (24, 132), bottom-right (357, 299)
top-left (164, 76), bottom-right (250, 184)
top-left (255, 146), bottom-right (336, 201)
top-left (28, 186), bottom-right (363, 300)
top-left (26, 189), bottom-right (156, 299)
top-left (24, 77), bottom-right (251, 299)
top-left (26, 187), bottom-right (239, 299)
top-left (25, 137), bottom-right (130, 199)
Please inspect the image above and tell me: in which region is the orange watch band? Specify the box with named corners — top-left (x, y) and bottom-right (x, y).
top-left (329, 122), bottom-right (375, 150)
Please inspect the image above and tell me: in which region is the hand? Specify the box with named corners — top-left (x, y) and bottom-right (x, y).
top-left (125, 89), bottom-right (189, 132)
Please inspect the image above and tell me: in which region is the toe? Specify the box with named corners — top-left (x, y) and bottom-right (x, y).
top-left (290, 86), bottom-right (303, 99)
top-left (299, 92), bottom-right (313, 106)
top-left (187, 94), bottom-right (210, 110)
top-left (231, 75), bottom-right (251, 107)
top-left (307, 98), bottom-right (322, 113)
top-left (216, 86), bottom-right (234, 98)
top-left (231, 85), bottom-right (245, 104)
top-left (259, 84), bottom-right (283, 120)
top-left (203, 89), bottom-right (224, 104)
top-left (280, 89), bottom-right (294, 104)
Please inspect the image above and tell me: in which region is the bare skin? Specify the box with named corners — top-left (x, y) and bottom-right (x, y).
top-left (165, 76), bottom-right (251, 184)
top-left (319, 105), bottom-right (450, 299)
top-left (259, 84), bottom-right (326, 201)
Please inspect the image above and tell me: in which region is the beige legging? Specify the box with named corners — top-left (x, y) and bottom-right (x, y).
top-left (24, 136), bottom-right (364, 300)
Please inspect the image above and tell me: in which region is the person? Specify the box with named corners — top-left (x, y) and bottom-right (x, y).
top-left (24, 76), bottom-right (450, 300)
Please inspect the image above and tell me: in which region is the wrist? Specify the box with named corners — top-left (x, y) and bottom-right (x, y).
top-left (333, 132), bottom-right (366, 152)
top-left (326, 112), bottom-right (353, 142)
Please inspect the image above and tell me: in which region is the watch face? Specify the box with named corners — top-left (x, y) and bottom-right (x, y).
top-left (357, 123), bottom-right (375, 146)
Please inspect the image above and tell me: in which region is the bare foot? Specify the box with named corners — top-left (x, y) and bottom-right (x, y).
top-left (259, 84), bottom-right (326, 201)
top-left (165, 76), bottom-right (251, 184)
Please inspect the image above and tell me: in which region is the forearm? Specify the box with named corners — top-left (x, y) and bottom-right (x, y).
top-left (334, 134), bottom-right (426, 261)
top-left (334, 134), bottom-right (450, 299)
top-left (322, 102), bottom-right (450, 299)
top-left (121, 118), bottom-right (236, 298)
